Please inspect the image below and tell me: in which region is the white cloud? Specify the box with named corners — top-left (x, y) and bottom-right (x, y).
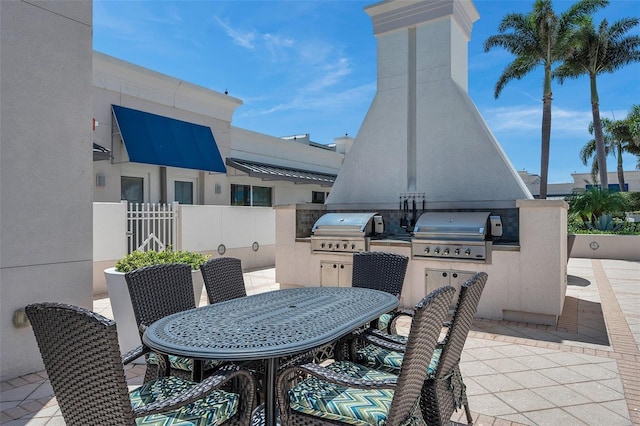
top-left (305, 57), bottom-right (351, 92)
top-left (214, 17), bottom-right (256, 49)
top-left (481, 105), bottom-right (618, 136)
top-left (253, 81), bottom-right (375, 115)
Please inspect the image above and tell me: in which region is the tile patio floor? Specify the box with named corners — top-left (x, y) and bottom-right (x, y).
top-left (1, 258), bottom-right (638, 425)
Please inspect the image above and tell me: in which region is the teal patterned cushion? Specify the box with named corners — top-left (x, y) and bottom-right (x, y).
top-left (357, 346), bottom-right (442, 377)
top-left (377, 313), bottom-right (392, 331)
top-left (288, 361), bottom-right (398, 426)
top-left (131, 376), bottom-right (238, 425)
top-left (147, 353), bottom-right (223, 372)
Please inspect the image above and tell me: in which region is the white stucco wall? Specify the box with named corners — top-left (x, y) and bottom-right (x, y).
top-left (92, 54), bottom-right (343, 207)
top-left (180, 205), bottom-right (275, 253)
top-left (0, 0), bottom-right (94, 380)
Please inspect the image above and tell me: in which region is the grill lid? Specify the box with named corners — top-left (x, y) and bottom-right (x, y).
top-left (312, 212), bottom-right (378, 237)
top-left (413, 211), bottom-right (491, 241)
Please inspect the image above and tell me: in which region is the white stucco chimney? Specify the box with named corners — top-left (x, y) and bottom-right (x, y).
top-left (326, 0), bottom-right (532, 210)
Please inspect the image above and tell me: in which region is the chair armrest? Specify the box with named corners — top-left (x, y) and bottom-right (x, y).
top-left (282, 362), bottom-right (398, 390)
top-left (361, 332), bottom-right (407, 353)
top-left (121, 345), bottom-right (149, 365)
top-left (386, 308), bottom-right (415, 334)
top-left (365, 328), bottom-right (408, 346)
top-left (132, 364), bottom-right (255, 418)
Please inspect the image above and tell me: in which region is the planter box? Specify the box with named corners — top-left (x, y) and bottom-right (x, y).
top-left (104, 267), bottom-right (204, 358)
top-left (569, 234), bottom-right (640, 261)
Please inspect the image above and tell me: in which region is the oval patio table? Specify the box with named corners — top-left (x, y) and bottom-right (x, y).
top-left (143, 286), bottom-right (399, 426)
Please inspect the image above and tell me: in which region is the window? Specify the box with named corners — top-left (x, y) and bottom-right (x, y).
top-left (231, 184), bottom-right (251, 206)
top-left (252, 186), bottom-right (272, 207)
top-left (121, 176), bottom-right (143, 203)
top-left (230, 184), bottom-right (272, 206)
top-left (312, 191), bottom-right (326, 204)
top-left (585, 183), bottom-right (629, 192)
top-left (175, 181), bottom-right (193, 204)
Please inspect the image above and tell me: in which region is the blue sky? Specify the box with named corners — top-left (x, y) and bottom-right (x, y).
top-left (93, 0), bottom-right (640, 184)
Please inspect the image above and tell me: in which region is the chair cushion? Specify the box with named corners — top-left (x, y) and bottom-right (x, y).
top-left (148, 353), bottom-right (223, 372)
top-left (377, 313), bottom-right (392, 331)
top-left (357, 345), bottom-right (442, 377)
top-left (288, 361), bottom-right (397, 426)
top-left (131, 375), bottom-right (238, 425)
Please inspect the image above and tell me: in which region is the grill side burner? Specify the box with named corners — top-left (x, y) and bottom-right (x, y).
top-left (311, 212), bottom-right (381, 253)
top-left (411, 212), bottom-right (496, 261)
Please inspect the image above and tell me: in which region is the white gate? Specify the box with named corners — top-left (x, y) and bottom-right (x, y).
top-left (126, 202), bottom-right (179, 253)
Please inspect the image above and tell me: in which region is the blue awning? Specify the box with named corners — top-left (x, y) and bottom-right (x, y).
top-left (112, 105), bottom-right (226, 173)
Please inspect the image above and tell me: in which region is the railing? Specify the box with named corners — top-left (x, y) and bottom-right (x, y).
top-left (126, 202), bottom-right (178, 253)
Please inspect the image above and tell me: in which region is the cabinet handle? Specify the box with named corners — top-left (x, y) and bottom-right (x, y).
top-left (453, 273), bottom-right (458, 278)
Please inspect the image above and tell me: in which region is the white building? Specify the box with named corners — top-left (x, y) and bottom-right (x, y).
top-left (519, 170), bottom-right (640, 199)
top-left (92, 52), bottom-right (346, 208)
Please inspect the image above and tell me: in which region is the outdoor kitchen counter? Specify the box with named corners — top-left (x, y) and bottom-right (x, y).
top-left (295, 237), bottom-right (520, 251)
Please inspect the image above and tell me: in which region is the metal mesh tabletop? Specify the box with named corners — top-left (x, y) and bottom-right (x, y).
top-left (143, 287), bottom-right (399, 361)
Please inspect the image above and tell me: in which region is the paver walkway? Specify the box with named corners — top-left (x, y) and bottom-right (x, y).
top-left (1, 259), bottom-right (638, 425)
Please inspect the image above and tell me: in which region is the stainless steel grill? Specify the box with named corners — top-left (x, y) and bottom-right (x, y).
top-left (310, 212), bottom-right (382, 253)
top-left (411, 211), bottom-right (496, 261)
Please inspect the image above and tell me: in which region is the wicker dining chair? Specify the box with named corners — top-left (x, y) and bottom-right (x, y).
top-left (275, 285), bottom-right (455, 426)
top-left (125, 263), bottom-right (221, 381)
top-left (200, 257), bottom-right (247, 304)
top-left (355, 272), bottom-right (488, 425)
top-left (352, 251), bottom-right (409, 330)
top-left (25, 302), bottom-right (255, 426)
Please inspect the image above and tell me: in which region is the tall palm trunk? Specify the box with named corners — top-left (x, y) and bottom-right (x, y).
top-left (590, 75), bottom-right (608, 189)
top-left (540, 96), bottom-right (552, 199)
top-left (616, 144), bottom-right (625, 191)
top-left (539, 67), bottom-right (553, 200)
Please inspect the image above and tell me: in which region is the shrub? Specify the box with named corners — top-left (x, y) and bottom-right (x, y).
top-left (566, 188), bottom-right (628, 228)
top-left (115, 248), bottom-right (210, 273)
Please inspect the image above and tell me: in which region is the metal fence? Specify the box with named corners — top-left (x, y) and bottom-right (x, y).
top-left (126, 202), bottom-right (179, 253)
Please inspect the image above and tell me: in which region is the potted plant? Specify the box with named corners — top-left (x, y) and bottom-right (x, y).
top-left (104, 248), bottom-right (210, 358)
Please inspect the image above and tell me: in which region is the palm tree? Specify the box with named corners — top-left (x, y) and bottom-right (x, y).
top-left (484, 0), bottom-right (607, 199)
top-left (555, 16), bottom-right (640, 189)
top-left (580, 116), bottom-right (639, 190)
top-left (566, 187), bottom-right (627, 228)
top-left (628, 105), bottom-right (640, 169)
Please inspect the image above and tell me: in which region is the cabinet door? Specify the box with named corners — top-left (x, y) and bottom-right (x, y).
top-left (321, 261), bottom-right (340, 287)
top-left (448, 270), bottom-right (475, 307)
top-left (425, 269), bottom-right (475, 309)
top-left (320, 261), bottom-right (353, 287)
top-left (425, 269), bottom-right (451, 295)
top-left (338, 262), bottom-right (353, 287)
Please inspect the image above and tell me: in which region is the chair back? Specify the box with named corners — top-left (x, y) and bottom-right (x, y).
top-left (385, 285), bottom-right (455, 425)
top-left (125, 263), bottom-right (195, 332)
top-left (26, 303), bottom-right (135, 425)
top-left (200, 257), bottom-right (247, 304)
top-left (435, 272), bottom-right (488, 378)
top-left (351, 252), bottom-right (409, 297)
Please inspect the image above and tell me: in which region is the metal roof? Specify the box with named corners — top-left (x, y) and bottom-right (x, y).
top-left (226, 158), bottom-right (336, 187)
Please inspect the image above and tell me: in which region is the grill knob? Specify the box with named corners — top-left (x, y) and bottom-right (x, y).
top-left (351, 244), bottom-right (356, 249)
top-left (424, 247), bottom-right (430, 254)
top-left (455, 248), bottom-right (460, 255)
top-left (434, 247), bottom-right (440, 254)
top-left (343, 243), bottom-right (348, 249)
top-left (321, 243), bottom-right (326, 248)
top-left (444, 248), bottom-right (450, 255)
top-left (328, 243), bottom-right (333, 248)
top-left (465, 248), bottom-right (471, 256)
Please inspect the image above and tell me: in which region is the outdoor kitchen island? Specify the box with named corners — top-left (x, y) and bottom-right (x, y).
top-left (275, 200), bottom-right (569, 326)
top-left (276, 0), bottom-right (569, 326)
